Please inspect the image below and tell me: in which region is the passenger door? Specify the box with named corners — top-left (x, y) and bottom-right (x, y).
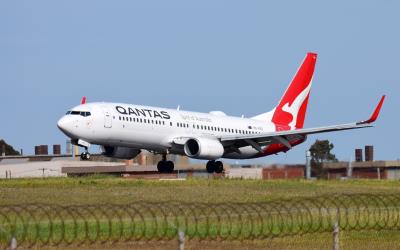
top-left (103, 109), bottom-right (112, 128)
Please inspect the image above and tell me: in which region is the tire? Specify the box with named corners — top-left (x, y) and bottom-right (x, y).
top-left (166, 161), bottom-right (174, 173)
top-left (80, 153), bottom-right (88, 161)
top-left (215, 161), bottom-right (224, 174)
top-left (206, 161), bottom-right (215, 173)
top-left (157, 161), bottom-right (165, 173)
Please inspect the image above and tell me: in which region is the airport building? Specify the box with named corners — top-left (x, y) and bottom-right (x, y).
top-left (323, 161), bottom-right (400, 180)
top-left (227, 164), bottom-right (304, 180)
top-left (323, 146), bottom-right (400, 180)
top-left (0, 143), bottom-right (306, 180)
top-left (0, 143), bottom-right (214, 179)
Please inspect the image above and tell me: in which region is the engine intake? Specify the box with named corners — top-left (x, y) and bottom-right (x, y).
top-left (184, 138), bottom-right (224, 160)
top-left (102, 146), bottom-right (141, 159)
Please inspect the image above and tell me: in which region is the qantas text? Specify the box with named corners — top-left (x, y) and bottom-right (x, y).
top-left (116, 106), bottom-right (171, 119)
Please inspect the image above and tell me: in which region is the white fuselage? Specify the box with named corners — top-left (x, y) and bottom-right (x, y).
top-left (56, 53), bottom-right (383, 165)
top-left (57, 102), bottom-right (287, 159)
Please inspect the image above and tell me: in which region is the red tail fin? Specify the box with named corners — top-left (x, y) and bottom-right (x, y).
top-left (272, 52), bottom-right (317, 131)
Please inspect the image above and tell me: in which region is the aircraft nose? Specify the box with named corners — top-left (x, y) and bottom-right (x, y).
top-left (57, 116), bottom-right (73, 135)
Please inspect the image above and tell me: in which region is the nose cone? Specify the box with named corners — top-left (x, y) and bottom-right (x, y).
top-left (57, 116), bottom-right (74, 137)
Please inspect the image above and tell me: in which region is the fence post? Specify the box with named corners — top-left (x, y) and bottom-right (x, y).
top-left (333, 222), bottom-right (339, 250)
top-left (178, 230), bottom-right (185, 250)
top-left (9, 236), bottom-right (17, 250)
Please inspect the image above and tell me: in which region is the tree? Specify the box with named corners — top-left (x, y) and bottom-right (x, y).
top-left (308, 140), bottom-right (338, 178)
top-left (0, 139), bottom-right (20, 156)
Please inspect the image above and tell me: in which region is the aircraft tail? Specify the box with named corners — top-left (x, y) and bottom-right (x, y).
top-left (252, 52), bottom-right (317, 131)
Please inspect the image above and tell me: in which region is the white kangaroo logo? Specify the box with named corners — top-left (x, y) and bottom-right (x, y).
top-left (281, 81), bottom-right (312, 130)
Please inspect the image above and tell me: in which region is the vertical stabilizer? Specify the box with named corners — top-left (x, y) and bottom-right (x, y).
top-left (252, 52), bottom-right (317, 131)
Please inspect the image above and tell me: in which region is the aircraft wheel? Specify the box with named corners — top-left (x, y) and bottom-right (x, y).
top-left (215, 161), bottom-right (224, 174)
top-left (157, 161), bottom-right (165, 173)
top-left (166, 161), bottom-right (174, 173)
top-left (206, 161), bottom-right (215, 173)
top-left (80, 152), bottom-right (90, 161)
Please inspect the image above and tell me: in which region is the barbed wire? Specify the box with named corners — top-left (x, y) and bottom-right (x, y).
top-left (0, 194), bottom-right (400, 248)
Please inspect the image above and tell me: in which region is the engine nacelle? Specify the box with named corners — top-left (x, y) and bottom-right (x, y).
top-left (102, 146), bottom-right (141, 159)
top-left (184, 138), bottom-right (224, 160)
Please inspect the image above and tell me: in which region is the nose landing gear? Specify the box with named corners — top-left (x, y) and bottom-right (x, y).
top-left (80, 147), bottom-right (91, 161)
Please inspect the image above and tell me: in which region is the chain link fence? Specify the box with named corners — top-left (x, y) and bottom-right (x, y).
top-left (1, 194), bottom-right (400, 249)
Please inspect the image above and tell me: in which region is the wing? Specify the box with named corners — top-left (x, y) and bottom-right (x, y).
top-left (220, 95), bottom-right (385, 152)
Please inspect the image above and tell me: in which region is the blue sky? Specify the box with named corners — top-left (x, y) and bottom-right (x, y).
top-left (0, 1), bottom-right (398, 163)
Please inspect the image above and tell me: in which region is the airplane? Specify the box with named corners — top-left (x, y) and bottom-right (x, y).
top-left (57, 52), bottom-right (385, 173)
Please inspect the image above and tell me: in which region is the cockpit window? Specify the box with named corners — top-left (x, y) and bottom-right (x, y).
top-left (66, 111), bottom-right (91, 117)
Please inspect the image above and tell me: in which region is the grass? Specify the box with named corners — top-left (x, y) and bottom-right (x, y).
top-left (1, 176), bottom-right (400, 249)
top-left (0, 176), bottom-right (400, 205)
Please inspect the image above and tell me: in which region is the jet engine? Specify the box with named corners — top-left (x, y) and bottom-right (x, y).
top-left (101, 146), bottom-right (141, 159)
top-left (184, 138), bottom-right (224, 160)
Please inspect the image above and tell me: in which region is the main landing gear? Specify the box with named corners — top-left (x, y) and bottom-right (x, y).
top-left (206, 160), bottom-right (224, 174)
top-left (80, 147), bottom-right (91, 161)
top-left (157, 154), bottom-right (174, 173)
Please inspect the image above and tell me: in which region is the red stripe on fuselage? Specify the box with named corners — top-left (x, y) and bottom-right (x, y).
top-left (258, 138), bottom-right (306, 157)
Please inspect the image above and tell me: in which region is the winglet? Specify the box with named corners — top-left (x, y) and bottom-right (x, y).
top-left (81, 96), bottom-right (87, 105)
top-left (357, 95), bottom-right (385, 125)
